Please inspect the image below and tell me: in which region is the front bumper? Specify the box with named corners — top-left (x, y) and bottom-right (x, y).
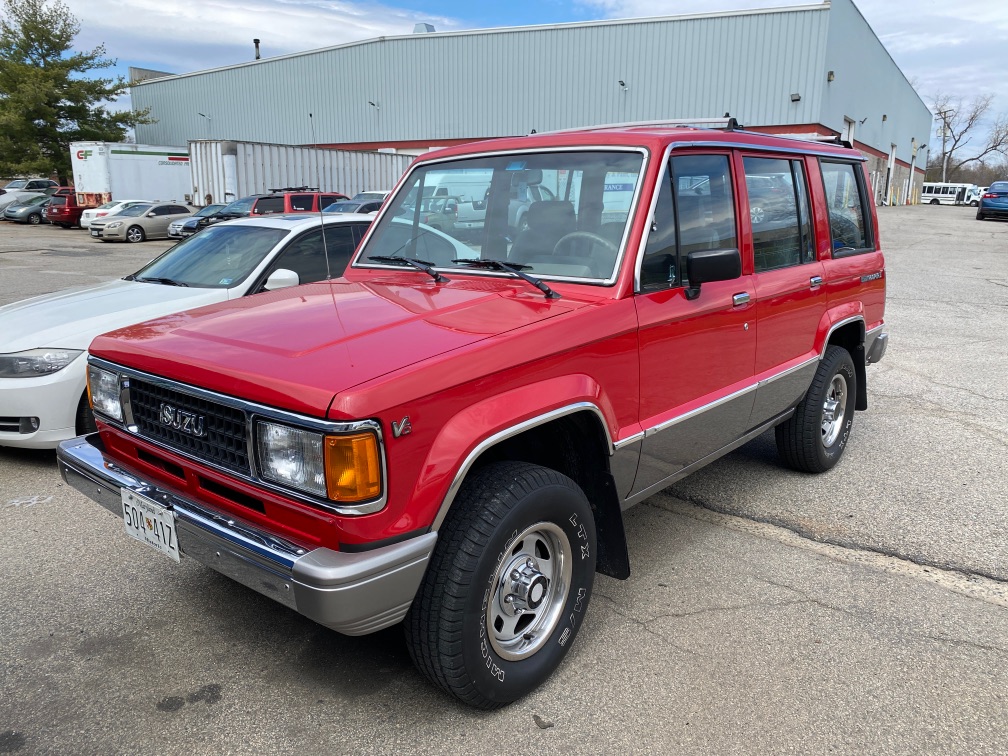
top-left (57, 434), bottom-right (436, 636)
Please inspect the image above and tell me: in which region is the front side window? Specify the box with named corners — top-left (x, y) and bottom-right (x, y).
top-left (744, 157), bottom-right (814, 272)
top-left (264, 225), bottom-right (358, 285)
top-left (358, 150), bottom-right (645, 282)
top-left (639, 153), bottom-right (737, 289)
top-left (820, 161), bottom-right (869, 252)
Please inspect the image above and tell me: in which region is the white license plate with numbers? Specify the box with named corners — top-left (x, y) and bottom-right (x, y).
top-left (121, 488), bottom-right (180, 562)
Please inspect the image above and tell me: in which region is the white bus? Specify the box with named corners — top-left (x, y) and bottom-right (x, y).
top-left (921, 182), bottom-right (982, 206)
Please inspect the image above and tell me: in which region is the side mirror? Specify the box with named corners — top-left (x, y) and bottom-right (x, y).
top-left (263, 268), bottom-right (300, 291)
top-left (684, 248), bottom-right (741, 300)
top-left (147, 212), bottom-right (156, 217)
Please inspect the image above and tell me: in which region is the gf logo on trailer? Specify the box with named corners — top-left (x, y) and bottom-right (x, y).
top-left (76, 149), bottom-right (93, 160)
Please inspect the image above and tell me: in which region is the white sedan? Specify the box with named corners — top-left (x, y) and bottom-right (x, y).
top-left (0, 213), bottom-right (373, 449)
top-left (80, 199), bottom-right (148, 230)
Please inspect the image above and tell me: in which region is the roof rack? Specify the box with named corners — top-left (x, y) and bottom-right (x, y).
top-left (754, 132), bottom-right (853, 149)
top-left (534, 117), bottom-right (743, 136)
top-left (269, 186), bottom-right (320, 193)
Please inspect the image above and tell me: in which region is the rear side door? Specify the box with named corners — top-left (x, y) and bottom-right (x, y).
top-left (631, 151), bottom-right (756, 497)
top-left (741, 154), bottom-right (827, 426)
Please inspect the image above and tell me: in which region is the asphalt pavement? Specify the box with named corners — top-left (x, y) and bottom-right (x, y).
top-left (0, 208), bottom-right (1005, 754)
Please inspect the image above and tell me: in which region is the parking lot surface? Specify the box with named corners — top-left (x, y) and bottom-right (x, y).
top-left (1, 208), bottom-right (1006, 754)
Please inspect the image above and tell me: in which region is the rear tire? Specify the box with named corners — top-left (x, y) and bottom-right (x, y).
top-left (929, 199), bottom-right (940, 205)
top-left (976, 212), bottom-right (985, 220)
top-left (775, 345), bottom-right (857, 473)
top-left (405, 461), bottom-right (596, 709)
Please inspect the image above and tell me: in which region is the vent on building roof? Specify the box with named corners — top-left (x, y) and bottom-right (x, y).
top-left (413, 23), bottom-right (436, 34)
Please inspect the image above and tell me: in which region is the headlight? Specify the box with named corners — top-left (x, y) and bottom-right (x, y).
top-left (257, 421), bottom-right (382, 502)
top-left (106, 221), bottom-right (123, 229)
top-left (87, 365), bottom-right (123, 421)
top-left (0, 348), bottom-right (83, 378)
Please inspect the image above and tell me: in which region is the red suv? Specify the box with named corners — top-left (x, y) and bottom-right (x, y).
top-left (43, 194), bottom-right (86, 228)
top-left (60, 121), bottom-right (887, 708)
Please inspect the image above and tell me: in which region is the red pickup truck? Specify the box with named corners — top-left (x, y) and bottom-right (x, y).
top-left (59, 121), bottom-right (887, 708)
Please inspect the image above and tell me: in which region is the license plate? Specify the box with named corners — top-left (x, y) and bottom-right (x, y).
top-left (90, 229), bottom-right (99, 237)
top-left (121, 488), bottom-right (180, 562)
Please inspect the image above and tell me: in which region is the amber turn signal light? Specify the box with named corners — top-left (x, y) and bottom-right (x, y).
top-left (324, 432), bottom-right (382, 502)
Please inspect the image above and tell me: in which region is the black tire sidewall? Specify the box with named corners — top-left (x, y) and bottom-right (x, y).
top-left (459, 483), bottom-right (595, 705)
top-left (816, 350), bottom-right (857, 469)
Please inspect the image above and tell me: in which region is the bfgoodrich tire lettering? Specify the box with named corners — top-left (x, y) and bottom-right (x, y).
top-left (775, 344), bottom-right (857, 473)
top-left (405, 461), bottom-right (596, 709)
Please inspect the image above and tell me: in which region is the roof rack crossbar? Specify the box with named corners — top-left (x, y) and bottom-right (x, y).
top-left (533, 117), bottom-right (743, 136)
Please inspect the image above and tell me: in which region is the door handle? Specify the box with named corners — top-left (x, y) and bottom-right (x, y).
top-left (732, 292), bottom-right (750, 307)
top-left (810, 275), bottom-right (823, 288)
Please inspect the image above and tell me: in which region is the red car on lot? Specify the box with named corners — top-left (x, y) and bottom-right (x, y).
top-left (60, 121), bottom-right (887, 708)
top-left (43, 194), bottom-right (87, 228)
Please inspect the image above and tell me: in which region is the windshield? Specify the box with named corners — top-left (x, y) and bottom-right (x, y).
top-left (133, 225), bottom-right (291, 288)
top-left (353, 192), bottom-right (386, 201)
top-left (324, 201), bottom-right (362, 213)
top-left (358, 150), bottom-right (645, 282)
top-left (5, 180), bottom-right (27, 190)
top-left (990, 182), bottom-right (1008, 192)
top-left (220, 197), bottom-right (257, 216)
top-left (96, 201), bottom-right (118, 210)
top-left (118, 204), bottom-right (153, 217)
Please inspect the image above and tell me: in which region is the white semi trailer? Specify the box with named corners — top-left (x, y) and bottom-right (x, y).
top-left (70, 142), bottom-right (192, 206)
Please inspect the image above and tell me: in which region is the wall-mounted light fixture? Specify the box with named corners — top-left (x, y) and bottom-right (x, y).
top-left (882, 114), bottom-right (887, 122)
top-left (618, 80), bottom-right (629, 91)
top-left (790, 93), bottom-right (801, 103)
top-left (368, 101), bottom-right (380, 110)
top-left (827, 70), bottom-right (835, 82)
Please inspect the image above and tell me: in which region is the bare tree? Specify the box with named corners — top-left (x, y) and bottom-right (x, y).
top-left (932, 93), bottom-right (1008, 181)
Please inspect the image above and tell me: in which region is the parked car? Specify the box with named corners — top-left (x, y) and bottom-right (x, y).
top-left (0, 213), bottom-right (373, 449)
top-left (43, 194), bottom-right (86, 228)
top-left (1, 178), bottom-right (58, 194)
top-left (45, 186), bottom-right (76, 198)
top-left (2, 195), bottom-right (51, 224)
top-left (168, 204), bottom-right (226, 238)
top-left (324, 199), bottom-right (383, 214)
top-left (976, 181), bottom-right (1008, 221)
top-left (351, 190), bottom-right (392, 202)
top-left (0, 190), bottom-right (44, 213)
top-left (89, 202), bottom-right (192, 242)
top-left (58, 124), bottom-right (887, 708)
top-left (80, 199), bottom-right (149, 230)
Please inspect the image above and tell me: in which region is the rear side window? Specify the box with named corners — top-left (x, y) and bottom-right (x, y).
top-left (289, 194), bottom-right (314, 211)
top-left (254, 196), bottom-right (284, 214)
top-left (820, 161), bottom-right (870, 253)
top-left (743, 157), bottom-right (815, 272)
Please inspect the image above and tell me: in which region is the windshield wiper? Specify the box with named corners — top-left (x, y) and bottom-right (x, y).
top-left (134, 276), bottom-right (189, 287)
top-left (451, 259), bottom-right (560, 299)
top-left (368, 254), bottom-right (449, 283)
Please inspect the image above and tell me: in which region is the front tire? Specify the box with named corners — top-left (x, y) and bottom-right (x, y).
top-left (75, 392), bottom-right (97, 435)
top-left (929, 199), bottom-right (940, 205)
top-left (27, 212), bottom-right (41, 225)
top-left (125, 225), bottom-right (145, 243)
top-left (775, 345), bottom-right (857, 473)
top-left (405, 461), bottom-right (596, 709)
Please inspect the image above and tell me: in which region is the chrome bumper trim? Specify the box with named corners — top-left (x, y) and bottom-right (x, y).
top-left (57, 434), bottom-right (436, 635)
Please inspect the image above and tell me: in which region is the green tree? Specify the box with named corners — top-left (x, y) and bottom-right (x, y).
top-left (0, 0), bottom-right (150, 183)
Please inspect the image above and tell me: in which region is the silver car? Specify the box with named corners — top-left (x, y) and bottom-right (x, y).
top-left (2, 195), bottom-right (51, 224)
top-left (90, 202), bottom-right (193, 243)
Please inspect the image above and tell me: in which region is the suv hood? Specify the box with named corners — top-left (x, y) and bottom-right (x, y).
top-left (90, 278), bottom-right (586, 417)
top-left (0, 279), bottom-right (228, 353)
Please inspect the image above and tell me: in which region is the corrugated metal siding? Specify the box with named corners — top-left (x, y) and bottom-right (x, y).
top-left (187, 141), bottom-right (412, 205)
top-left (132, 6), bottom-right (830, 147)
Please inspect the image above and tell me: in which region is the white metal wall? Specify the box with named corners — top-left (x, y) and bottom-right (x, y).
top-left (187, 141), bottom-right (413, 205)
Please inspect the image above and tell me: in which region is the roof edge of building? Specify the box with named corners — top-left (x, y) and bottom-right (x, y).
top-left (131, 1), bottom-right (831, 87)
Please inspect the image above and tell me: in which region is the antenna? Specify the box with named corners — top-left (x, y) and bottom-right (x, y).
top-left (309, 112), bottom-right (332, 281)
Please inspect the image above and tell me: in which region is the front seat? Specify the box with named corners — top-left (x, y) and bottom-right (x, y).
top-left (508, 200), bottom-right (576, 265)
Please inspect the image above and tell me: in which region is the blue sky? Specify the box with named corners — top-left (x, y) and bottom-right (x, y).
top-left (54, 0), bottom-right (1008, 149)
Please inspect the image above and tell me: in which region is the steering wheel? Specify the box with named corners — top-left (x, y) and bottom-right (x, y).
top-left (552, 231), bottom-right (618, 256)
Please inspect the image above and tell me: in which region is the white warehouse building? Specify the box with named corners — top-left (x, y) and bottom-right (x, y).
top-left (130, 0), bottom-right (933, 205)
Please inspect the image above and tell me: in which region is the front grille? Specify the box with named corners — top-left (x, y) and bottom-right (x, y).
top-left (129, 378), bottom-right (250, 475)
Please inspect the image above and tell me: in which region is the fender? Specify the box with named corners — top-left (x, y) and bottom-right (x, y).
top-left (815, 307), bottom-right (868, 410)
top-left (410, 374), bottom-right (620, 533)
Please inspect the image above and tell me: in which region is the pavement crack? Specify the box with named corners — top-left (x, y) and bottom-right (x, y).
top-left (922, 634), bottom-right (1008, 657)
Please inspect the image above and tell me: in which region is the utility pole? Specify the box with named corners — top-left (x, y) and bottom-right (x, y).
top-left (938, 108), bottom-right (950, 183)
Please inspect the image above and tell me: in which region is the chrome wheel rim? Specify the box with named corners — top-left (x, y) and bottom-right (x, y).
top-left (486, 522), bottom-right (572, 662)
top-left (127, 227), bottom-right (143, 242)
top-left (821, 373), bottom-right (848, 447)
top-left (750, 206), bottom-right (765, 223)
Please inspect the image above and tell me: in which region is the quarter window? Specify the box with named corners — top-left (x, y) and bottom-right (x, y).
top-left (820, 161), bottom-right (869, 252)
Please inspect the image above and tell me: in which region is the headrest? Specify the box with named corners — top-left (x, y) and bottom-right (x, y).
top-left (527, 200), bottom-right (575, 229)
top-left (521, 168), bottom-right (543, 185)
